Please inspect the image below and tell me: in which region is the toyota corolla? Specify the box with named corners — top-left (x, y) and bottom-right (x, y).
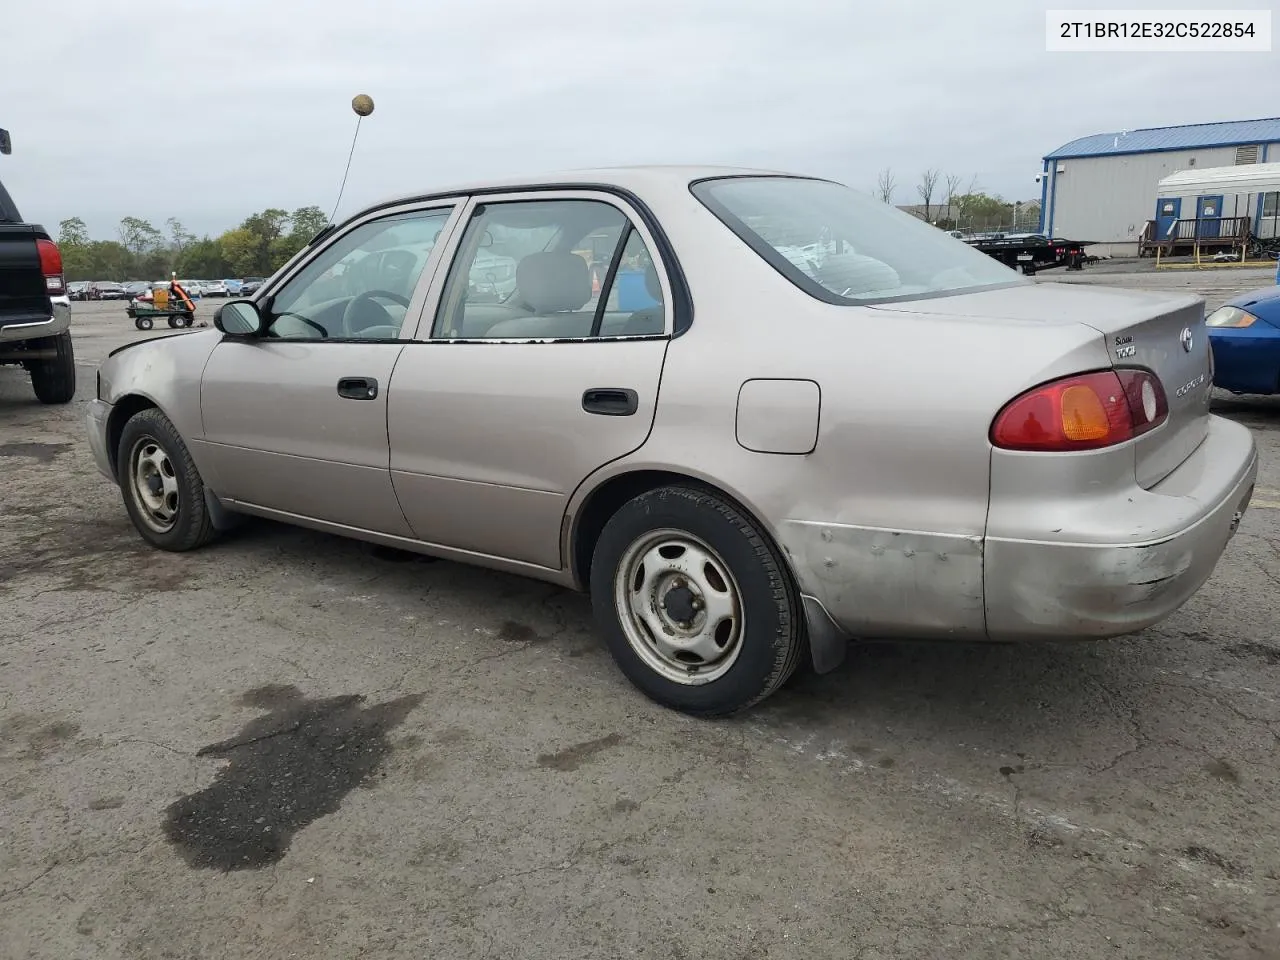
top-left (85, 166), bottom-right (1257, 716)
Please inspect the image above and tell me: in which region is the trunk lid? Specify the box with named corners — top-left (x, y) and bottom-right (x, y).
top-left (870, 282), bottom-right (1212, 488)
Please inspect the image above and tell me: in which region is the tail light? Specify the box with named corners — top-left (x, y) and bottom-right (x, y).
top-left (990, 369), bottom-right (1168, 452)
top-left (36, 239), bottom-right (65, 296)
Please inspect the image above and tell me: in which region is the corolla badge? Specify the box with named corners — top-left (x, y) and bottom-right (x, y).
top-left (1179, 326), bottom-right (1193, 352)
top-left (1175, 373), bottom-right (1206, 398)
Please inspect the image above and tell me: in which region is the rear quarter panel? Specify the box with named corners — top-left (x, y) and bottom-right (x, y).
top-left (568, 182), bottom-right (1111, 639)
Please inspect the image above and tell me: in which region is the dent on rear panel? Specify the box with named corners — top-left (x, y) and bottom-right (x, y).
top-left (777, 520), bottom-right (986, 639)
top-left (734, 379), bottom-right (820, 455)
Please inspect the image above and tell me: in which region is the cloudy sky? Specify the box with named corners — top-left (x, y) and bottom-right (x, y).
top-left (2, 0), bottom-right (1276, 239)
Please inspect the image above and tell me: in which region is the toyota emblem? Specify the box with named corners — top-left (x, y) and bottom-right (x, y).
top-left (1179, 327), bottom-right (1193, 352)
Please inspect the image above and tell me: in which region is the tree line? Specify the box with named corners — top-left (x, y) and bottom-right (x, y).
top-left (56, 206), bottom-right (330, 282)
top-left (874, 169), bottom-right (1041, 232)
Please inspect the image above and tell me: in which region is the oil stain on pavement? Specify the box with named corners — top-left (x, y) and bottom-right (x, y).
top-left (163, 684), bottom-right (423, 871)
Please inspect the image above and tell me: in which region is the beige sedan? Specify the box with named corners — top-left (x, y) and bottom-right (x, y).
top-left (85, 167), bottom-right (1257, 715)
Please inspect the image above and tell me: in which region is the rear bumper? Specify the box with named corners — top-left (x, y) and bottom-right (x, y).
top-left (0, 298), bottom-right (71, 342)
top-left (984, 414), bottom-right (1257, 640)
top-left (85, 398), bottom-right (115, 482)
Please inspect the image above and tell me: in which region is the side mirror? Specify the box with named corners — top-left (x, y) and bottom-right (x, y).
top-left (0, 129), bottom-right (11, 156)
top-left (214, 299), bottom-right (263, 336)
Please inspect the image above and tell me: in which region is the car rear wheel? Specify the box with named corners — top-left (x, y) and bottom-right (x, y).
top-left (29, 331), bottom-right (76, 404)
top-left (117, 408), bottom-right (216, 552)
top-left (589, 484), bottom-right (803, 716)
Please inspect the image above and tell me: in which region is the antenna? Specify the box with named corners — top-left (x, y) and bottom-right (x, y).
top-left (330, 94), bottom-right (375, 224)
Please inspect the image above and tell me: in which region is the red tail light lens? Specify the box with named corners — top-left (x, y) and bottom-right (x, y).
top-left (990, 369), bottom-right (1168, 451)
top-left (36, 239), bottom-right (65, 295)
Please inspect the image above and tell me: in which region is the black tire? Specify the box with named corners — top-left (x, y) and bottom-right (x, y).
top-left (167, 316), bottom-right (179, 328)
top-left (116, 408), bottom-right (216, 552)
top-left (29, 331), bottom-right (76, 404)
top-left (589, 485), bottom-right (803, 717)
top-left (137, 317), bottom-right (153, 330)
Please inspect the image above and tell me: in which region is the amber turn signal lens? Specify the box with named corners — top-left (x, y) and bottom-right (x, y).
top-left (1205, 306), bottom-right (1256, 328)
top-left (1059, 384), bottom-right (1111, 440)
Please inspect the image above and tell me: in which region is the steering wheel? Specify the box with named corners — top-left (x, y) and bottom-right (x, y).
top-left (341, 289), bottom-right (411, 334)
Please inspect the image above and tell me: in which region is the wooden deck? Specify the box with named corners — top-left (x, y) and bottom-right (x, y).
top-left (1138, 217), bottom-right (1252, 257)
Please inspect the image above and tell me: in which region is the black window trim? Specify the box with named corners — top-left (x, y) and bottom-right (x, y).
top-left (688, 174), bottom-right (1027, 308)
top-left (589, 223), bottom-right (633, 338)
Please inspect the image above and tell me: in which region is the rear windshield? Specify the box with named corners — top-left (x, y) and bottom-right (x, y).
top-left (690, 176), bottom-right (1025, 305)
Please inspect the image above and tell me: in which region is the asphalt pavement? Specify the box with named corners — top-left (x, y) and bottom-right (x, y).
top-left (2, 272), bottom-right (1279, 960)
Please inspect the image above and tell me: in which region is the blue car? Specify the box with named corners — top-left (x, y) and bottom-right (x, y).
top-left (1206, 284), bottom-right (1280, 395)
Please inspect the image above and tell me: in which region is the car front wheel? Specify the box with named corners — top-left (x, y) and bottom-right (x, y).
top-left (590, 484), bottom-right (804, 716)
top-left (116, 408), bottom-right (216, 552)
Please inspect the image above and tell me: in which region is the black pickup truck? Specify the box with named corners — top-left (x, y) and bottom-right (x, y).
top-left (0, 135), bottom-right (75, 404)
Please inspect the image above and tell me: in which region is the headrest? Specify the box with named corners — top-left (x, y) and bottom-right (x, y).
top-left (516, 252), bottom-right (591, 313)
top-left (644, 263), bottom-right (662, 301)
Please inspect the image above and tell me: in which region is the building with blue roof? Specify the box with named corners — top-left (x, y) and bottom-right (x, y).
top-left (1039, 117), bottom-right (1280, 256)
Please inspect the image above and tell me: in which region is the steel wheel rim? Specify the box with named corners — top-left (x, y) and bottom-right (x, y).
top-left (128, 436), bottom-right (179, 533)
top-left (613, 528), bottom-right (745, 685)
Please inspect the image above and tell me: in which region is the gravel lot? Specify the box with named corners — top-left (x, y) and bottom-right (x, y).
top-left (3, 271), bottom-right (1279, 960)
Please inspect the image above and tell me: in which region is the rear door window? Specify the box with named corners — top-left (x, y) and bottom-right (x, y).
top-left (432, 197), bottom-right (667, 340)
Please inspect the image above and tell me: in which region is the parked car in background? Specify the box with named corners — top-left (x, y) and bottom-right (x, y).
top-left (89, 281), bottom-right (128, 300)
top-left (180, 280), bottom-right (203, 296)
top-left (200, 280), bottom-right (229, 297)
top-left (122, 281), bottom-right (150, 300)
top-left (223, 279), bottom-right (243, 296)
top-left (239, 277), bottom-right (265, 295)
top-left (1206, 284), bottom-right (1280, 395)
top-left (67, 281), bottom-right (91, 301)
top-left (84, 165), bottom-right (1258, 717)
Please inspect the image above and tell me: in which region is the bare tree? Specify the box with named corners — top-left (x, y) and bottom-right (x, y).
top-left (944, 173), bottom-right (963, 223)
top-left (876, 168), bottom-right (896, 204)
top-left (917, 169), bottom-right (940, 222)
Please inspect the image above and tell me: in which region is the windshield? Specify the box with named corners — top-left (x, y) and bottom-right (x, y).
top-left (691, 176), bottom-right (1025, 305)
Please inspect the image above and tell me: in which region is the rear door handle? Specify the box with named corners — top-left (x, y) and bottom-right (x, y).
top-left (582, 387), bottom-right (639, 416)
top-left (337, 377), bottom-right (378, 400)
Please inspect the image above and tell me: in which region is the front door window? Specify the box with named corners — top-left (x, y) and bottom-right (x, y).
top-left (263, 208), bottom-right (453, 340)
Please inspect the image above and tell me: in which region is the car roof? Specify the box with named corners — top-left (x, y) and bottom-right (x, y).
top-left (362, 164), bottom-right (814, 213)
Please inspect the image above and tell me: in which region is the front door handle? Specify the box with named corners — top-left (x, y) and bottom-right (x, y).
top-left (582, 387), bottom-right (638, 416)
top-left (337, 377), bottom-right (378, 400)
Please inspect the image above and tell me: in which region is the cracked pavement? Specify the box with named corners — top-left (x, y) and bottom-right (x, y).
top-left (2, 274), bottom-right (1279, 960)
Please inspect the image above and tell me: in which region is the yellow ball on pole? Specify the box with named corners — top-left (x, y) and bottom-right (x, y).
top-left (351, 94), bottom-right (375, 117)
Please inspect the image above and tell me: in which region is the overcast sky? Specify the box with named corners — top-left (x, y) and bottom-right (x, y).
top-left (2, 0), bottom-right (1276, 239)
